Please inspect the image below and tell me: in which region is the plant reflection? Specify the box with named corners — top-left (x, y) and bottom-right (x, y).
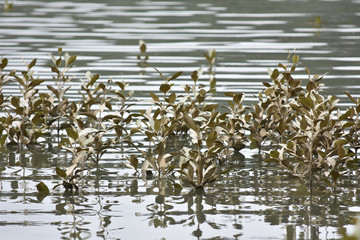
top-left (55, 193), bottom-right (91, 240)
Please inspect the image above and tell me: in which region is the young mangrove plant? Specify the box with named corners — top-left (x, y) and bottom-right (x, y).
top-left (47, 48), bottom-right (76, 144)
top-left (177, 69), bottom-right (230, 192)
top-left (265, 57), bottom-right (352, 190)
top-left (111, 80), bottom-right (135, 144)
top-left (61, 71), bottom-right (115, 165)
top-left (7, 58), bottom-right (46, 147)
top-left (203, 49), bottom-right (216, 91)
top-left (178, 112), bottom-right (230, 192)
top-left (130, 69), bottom-right (183, 176)
top-left (137, 40), bottom-right (149, 68)
top-left (221, 92), bottom-right (247, 153)
top-left (342, 92), bottom-right (360, 160)
top-left (247, 53), bottom-right (303, 153)
top-left (0, 58), bottom-right (12, 146)
top-left (0, 48), bottom-right (356, 196)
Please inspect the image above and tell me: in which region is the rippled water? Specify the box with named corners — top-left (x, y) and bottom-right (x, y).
top-left (1, 0), bottom-right (360, 239)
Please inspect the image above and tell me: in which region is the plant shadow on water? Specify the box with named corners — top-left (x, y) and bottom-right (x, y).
top-left (1, 44), bottom-right (360, 239)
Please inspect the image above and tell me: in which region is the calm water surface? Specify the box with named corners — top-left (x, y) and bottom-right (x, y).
top-left (1, 0), bottom-right (360, 239)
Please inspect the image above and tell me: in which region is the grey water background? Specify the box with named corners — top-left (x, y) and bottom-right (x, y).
top-left (0, 0), bottom-right (360, 239)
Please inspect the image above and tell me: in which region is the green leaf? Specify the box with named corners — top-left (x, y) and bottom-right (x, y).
top-left (334, 139), bottom-right (348, 148)
top-left (300, 116), bottom-right (308, 131)
top-left (36, 182), bottom-right (50, 194)
top-left (160, 83), bottom-right (171, 94)
top-left (298, 95), bottom-right (314, 109)
top-left (105, 100), bottom-right (112, 111)
top-left (130, 128), bottom-right (141, 135)
top-left (344, 92), bottom-right (357, 104)
top-left (168, 92), bottom-right (176, 103)
top-left (0, 134), bottom-right (7, 147)
top-left (28, 58), bottom-right (37, 69)
top-left (68, 55), bottom-right (77, 65)
top-left (183, 114), bottom-right (198, 132)
top-left (154, 119), bottom-right (161, 132)
top-left (79, 112), bottom-right (98, 121)
top-left (14, 75), bottom-right (25, 87)
top-left (89, 73), bottom-right (100, 86)
top-left (224, 92), bottom-right (235, 97)
top-left (0, 58), bottom-right (8, 69)
top-left (55, 167), bottom-right (67, 179)
top-left (206, 131), bottom-right (217, 149)
top-left (271, 69), bottom-right (279, 80)
top-left (154, 67), bottom-right (165, 81)
top-left (149, 92), bottom-right (159, 102)
top-left (10, 96), bottom-right (20, 108)
top-left (191, 70), bottom-right (199, 82)
top-left (168, 71), bottom-right (183, 81)
top-left (278, 63), bottom-right (287, 70)
top-left (338, 146), bottom-right (345, 159)
top-left (139, 40), bottom-right (146, 53)
top-left (270, 150), bottom-right (279, 158)
top-left (66, 127), bottom-right (79, 141)
top-left (262, 82), bottom-right (272, 87)
top-left (203, 104), bottom-right (218, 112)
top-left (292, 54), bottom-right (299, 64)
top-left (339, 108), bottom-right (352, 121)
top-left (47, 85), bottom-right (60, 99)
top-left (29, 79), bottom-right (45, 89)
top-left (330, 170), bottom-right (341, 182)
top-left (49, 65), bottom-right (60, 74)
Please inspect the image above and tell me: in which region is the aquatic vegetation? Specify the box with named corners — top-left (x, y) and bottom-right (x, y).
top-left (342, 92), bottom-right (360, 160)
top-left (311, 16), bottom-right (322, 31)
top-left (3, 0), bottom-right (13, 12)
top-left (263, 54), bottom-right (352, 189)
top-left (223, 92), bottom-right (247, 152)
top-left (0, 48), bottom-right (359, 196)
top-left (137, 40), bottom-right (149, 68)
top-left (203, 49), bottom-right (216, 91)
top-left (247, 53), bottom-right (302, 152)
top-left (130, 69), bottom-right (183, 176)
top-left (47, 48), bottom-right (76, 143)
top-left (6, 58), bottom-right (46, 147)
top-left (53, 165), bottom-right (86, 192)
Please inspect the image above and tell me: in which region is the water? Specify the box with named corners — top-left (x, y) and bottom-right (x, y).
top-left (1, 0), bottom-right (360, 239)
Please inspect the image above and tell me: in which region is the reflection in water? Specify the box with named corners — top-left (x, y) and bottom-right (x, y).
top-left (55, 194), bottom-right (92, 240)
